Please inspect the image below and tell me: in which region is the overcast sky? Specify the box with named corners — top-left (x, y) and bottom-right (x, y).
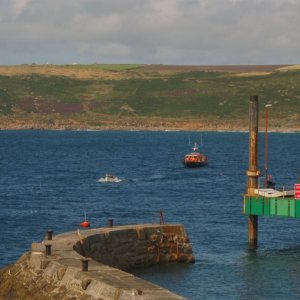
top-left (1, 0), bottom-right (299, 65)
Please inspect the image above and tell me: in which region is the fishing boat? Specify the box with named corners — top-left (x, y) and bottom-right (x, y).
top-left (182, 143), bottom-right (208, 168)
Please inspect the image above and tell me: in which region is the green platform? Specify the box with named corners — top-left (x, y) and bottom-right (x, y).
top-left (244, 196), bottom-right (300, 218)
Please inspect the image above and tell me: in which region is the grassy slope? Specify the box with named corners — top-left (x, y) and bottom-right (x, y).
top-left (0, 64), bottom-right (299, 130)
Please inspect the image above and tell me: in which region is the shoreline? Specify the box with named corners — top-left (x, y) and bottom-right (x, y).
top-left (0, 117), bottom-right (299, 133)
top-left (0, 125), bottom-right (299, 133)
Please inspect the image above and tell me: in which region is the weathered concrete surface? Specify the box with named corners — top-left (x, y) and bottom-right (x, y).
top-left (0, 224), bottom-right (194, 300)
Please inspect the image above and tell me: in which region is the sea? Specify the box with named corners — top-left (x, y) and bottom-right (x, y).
top-left (0, 130), bottom-right (300, 299)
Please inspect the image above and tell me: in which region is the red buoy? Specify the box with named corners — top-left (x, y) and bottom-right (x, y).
top-left (80, 211), bottom-right (90, 228)
top-left (80, 220), bottom-right (90, 228)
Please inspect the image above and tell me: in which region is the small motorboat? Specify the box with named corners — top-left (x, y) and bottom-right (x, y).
top-left (98, 174), bottom-right (122, 183)
top-left (182, 143), bottom-right (208, 168)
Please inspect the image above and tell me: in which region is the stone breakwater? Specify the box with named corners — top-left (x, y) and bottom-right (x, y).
top-left (0, 224), bottom-right (195, 300)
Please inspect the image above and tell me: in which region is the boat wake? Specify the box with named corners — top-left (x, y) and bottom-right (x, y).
top-left (97, 178), bottom-right (122, 183)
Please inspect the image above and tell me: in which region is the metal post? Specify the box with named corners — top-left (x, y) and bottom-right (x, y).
top-left (45, 244), bottom-right (52, 256)
top-left (108, 218), bottom-right (114, 228)
top-left (248, 215), bottom-right (258, 248)
top-left (47, 229), bottom-right (53, 241)
top-left (81, 259), bottom-right (89, 272)
top-left (247, 95), bottom-right (260, 248)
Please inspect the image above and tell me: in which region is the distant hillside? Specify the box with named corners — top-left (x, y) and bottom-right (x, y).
top-left (0, 64), bottom-right (299, 131)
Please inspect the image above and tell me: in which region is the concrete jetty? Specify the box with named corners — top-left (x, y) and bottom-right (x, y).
top-left (0, 223), bottom-right (195, 299)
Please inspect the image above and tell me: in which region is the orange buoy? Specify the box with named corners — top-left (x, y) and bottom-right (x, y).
top-left (80, 220), bottom-right (90, 228)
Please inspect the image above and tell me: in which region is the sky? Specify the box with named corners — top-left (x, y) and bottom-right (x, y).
top-left (1, 0), bottom-right (300, 65)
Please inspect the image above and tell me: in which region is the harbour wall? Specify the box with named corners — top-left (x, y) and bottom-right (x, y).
top-left (0, 223), bottom-right (195, 300)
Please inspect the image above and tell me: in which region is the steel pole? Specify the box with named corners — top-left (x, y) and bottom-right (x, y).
top-left (247, 95), bottom-right (260, 248)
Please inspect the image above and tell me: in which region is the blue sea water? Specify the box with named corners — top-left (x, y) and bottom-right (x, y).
top-left (0, 130), bottom-right (299, 299)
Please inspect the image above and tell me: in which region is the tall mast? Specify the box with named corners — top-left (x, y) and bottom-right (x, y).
top-left (264, 104), bottom-right (272, 187)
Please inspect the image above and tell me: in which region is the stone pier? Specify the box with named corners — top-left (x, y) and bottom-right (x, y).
top-left (0, 224), bottom-right (195, 300)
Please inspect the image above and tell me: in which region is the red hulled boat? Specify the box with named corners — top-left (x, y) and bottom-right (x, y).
top-left (182, 143), bottom-right (208, 168)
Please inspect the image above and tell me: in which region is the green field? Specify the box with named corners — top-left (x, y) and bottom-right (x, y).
top-left (0, 64), bottom-right (299, 130)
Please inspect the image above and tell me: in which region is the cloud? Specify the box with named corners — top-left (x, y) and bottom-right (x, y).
top-left (11, 0), bottom-right (31, 17)
top-left (0, 0), bottom-right (300, 64)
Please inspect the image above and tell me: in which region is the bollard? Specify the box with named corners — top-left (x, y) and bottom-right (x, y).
top-left (159, 210), bottom-right (164, 225)
top-left (45, 244), bottom-right (52, 256)
top-left (108, 218), bottom-right (114, 228)
top-left (81, 259), bottom-right (89, 272)
top-left (47, 229), bottom-right (53, 241)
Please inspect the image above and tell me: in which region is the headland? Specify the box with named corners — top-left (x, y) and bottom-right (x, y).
top-left (0, 64), bottom-right (299, 132)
